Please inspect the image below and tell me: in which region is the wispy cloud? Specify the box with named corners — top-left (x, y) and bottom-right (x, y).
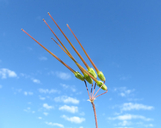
top-left (121, 103), bottom-right (154, 112)
top-left (39, 56), bottom-right (47, 61)
top-left (61, 115), bottom-right (85, 123)
top-left (24, 107), bottom-right (31, 112)
top-left (24, 91), bottom-right (33, 96)
top-left (20, 73), bottom-right (41, 84)
top-left (38, 117), bottom-right (42, 119)
top-left (43, 103), bottom-right (54, 109)
top-left (45, 122), bottom-right (64, 128)
top-left (0, 85), bottom-right (2, 89)
top-left (108, 114), bottom-right (153, 121)
top-left (43, 112), bottom-right (48, 116)
top-left (32, 78), bottom-right (41, 84)
top-left (0, 68), bottom-right (17, 79)
top-left (136, 122), bottom-right (154, 127)
top-left (116, 120), bottom-right (132, 127)
top-left (38, 88), bottom-right (60, 94)
top-left (114, 87), bottom-right (135, 97)
top-left (60, 83), bottom-right (76, 92)
top-left (54, 96), bottom-right (79, 104)
top-left (59, 105), bottom-right (78, 113)
top-left (39, 95), bottom-right (46, 100)
top-left (144, 123), bottom-right (154, 127)
top-left (56, 72), bottom-right (71, 80)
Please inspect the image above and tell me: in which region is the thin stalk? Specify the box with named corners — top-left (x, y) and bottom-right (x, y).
top-left (21, 29), bottom-right (75, 73)
top-left (91, 102), bottom-right (98, 128)
top-left (94, 81), bottom-right (105, 97)
top-left (84, 80), bottom-right (91, 101)
top-left (51, 37), bottom-right (85, 74)
top-left (67, 24), bottom-right (99, 73)
top-left (43, 19), bottom-right (71, 55)
top-left (48, 12), bottom-right (90, 69)
top-left (95, 90), bottom-right (108, 99)
top-left (92, 83), bottom-right (97, 97)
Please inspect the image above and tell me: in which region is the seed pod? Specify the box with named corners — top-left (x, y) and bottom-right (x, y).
top-left (74, 71), bottom-right (85, 81)
top-left (88, 67), bottom-right (97, 78)
top-left (96, 81), bottom-right (107, 90)
top-left (84, 73), bottom-right (93, 84)
top-left (97, 71), bottom-right (106, 81)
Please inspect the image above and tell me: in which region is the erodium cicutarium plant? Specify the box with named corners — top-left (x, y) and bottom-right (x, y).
top-left (22, 12), bottom-right (108, 128)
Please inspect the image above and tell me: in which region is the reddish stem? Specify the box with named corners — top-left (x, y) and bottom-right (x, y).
top-left (91, 102), bottom-right (98, 128)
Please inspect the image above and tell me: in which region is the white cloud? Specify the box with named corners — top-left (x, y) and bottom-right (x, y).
top-left (43, 112), bottom-right (48, 116)
top-left (60, 83), bottom-right (76, 92)
top-left (136, 122), bottom-right (154, 127)
top-left (61, 115), bottom-right (85, 123)
top-left (114, 87), bottom-right (135, 97)
top-left (47, 71), bottom-right (54, 75)
top-left (24, 107), bottom-right (31, 112)
top-left (0, 68), bottom-right (17, 79)
top-left (45, 122), bottom-right (64, 128)
top-left (39, 96), bottom-right (46, 100)
top-left (108, 114), bottom-right (153, 121)
top-left (43, 103), bottom-right (53, 109)
top-left (0, 85), bottom-right (2, 89)
top-left (56, 72), bottom-right (71, 80)
top-left (24, 91), bottom-right (33, 96)
top-left (32, 79), bottom-right (41, 84)
top-left (121, 103), bottom-right (154, 111)
top-left (38, 88), bottom-right (60, 94)
top-left (39, 56), bottom-right (47, 61)
top-left (79, 127), bottom-right (83, 128)
top-left (60, 83), bottom-right (69, 89)
top-left (145, 124), bottom-right (154, 127)
top-left (54, 96), bottom-right (79, 104)
top-left (59, 105), bottom-right (78, 113)
top-left (38, 117), bottom-right (42, 119)
top-left (118, 120), bottom-right (132, 126)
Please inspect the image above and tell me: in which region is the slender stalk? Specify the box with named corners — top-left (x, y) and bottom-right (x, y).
top-left (48, 12), bottom-right (90, 69)
top-left (91, 102), bottom-right (98, 128)
top-left (51, 37), bottom-right (84, 74)
top-left (43, 19), bottom-right (71, 55)
top-left (21, 29), bottom-right (75, 73)
top-left (67, 24), bottom-right (99, 72)
top-left (84, 80), bottom-right (91, 100)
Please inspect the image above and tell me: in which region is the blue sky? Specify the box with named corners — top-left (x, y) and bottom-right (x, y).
top-left (0, 0), bottom-right (161, 128)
